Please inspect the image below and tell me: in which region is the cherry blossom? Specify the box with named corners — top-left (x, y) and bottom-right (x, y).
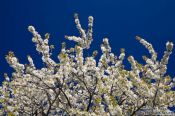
top-left (0, 14), bottom-right (175, 116)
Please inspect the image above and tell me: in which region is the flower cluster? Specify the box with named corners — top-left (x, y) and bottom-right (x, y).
top-left (0, 14), bottom-right (175, 116)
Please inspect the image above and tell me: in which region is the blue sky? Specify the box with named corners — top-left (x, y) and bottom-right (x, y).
top-left (0, 0), bottom-right (175, 84)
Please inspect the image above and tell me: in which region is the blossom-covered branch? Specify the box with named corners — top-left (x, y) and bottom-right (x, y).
top-left (0, 14), bottom-right (175, 116)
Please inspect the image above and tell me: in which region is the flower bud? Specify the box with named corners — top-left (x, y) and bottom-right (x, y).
top-left (128, 56), bottom-right (133, 62)
top-left (61, 42), bottom-right (66, 49)
top-left (50, 45), bottom-right (55, 49)
top-left (28, 26), bottom-right (35, 33)
top-left (88, 16), bottom-right (93, 23)
top-left (142, 55), bottom-right (148, 61)
top-left (74, 13), bottom-right (78, 19)
top-left (166, 41), bottom-right (174, 51)
top-left (103, 38), bottom-right (109, 45)
top-left (120, 48), bottom-right (125, 53)
top-left (136, 36), bottom-right (141, 41)
top-left (45, 33), bottom-right (50, 39)
top-left (4, 73), bottom-right (10, 81)
top-left (92, 50), bottom-right (98, 57)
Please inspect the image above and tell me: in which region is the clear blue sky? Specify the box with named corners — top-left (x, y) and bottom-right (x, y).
top-left (0, 0), bottom-right (175, 80)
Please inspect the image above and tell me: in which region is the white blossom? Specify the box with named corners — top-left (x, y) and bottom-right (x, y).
top-left (0, 14), bottom-right (174, 116)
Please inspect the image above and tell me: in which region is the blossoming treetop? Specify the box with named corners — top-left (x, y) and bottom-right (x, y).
top-left (0, 14), bottom-right (175, 116)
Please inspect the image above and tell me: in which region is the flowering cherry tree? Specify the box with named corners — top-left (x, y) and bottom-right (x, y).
top-left (0, 14), bottom-right (175, 116)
